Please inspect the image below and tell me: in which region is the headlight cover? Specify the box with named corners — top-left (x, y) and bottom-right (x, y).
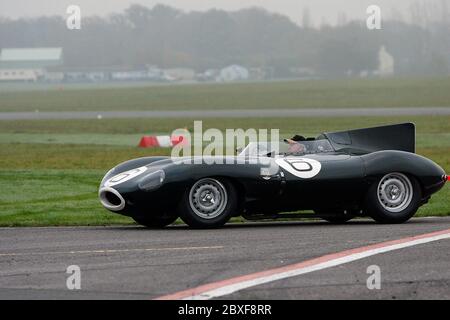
top-left (105, 166), bottom-right (147, 187)
top-left (138, 170), bottom-right (165, 191)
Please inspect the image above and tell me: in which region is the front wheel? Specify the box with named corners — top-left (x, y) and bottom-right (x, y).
top-left (365, 173), bottom-right (421, 224)
top-left (133, 215), bottom-right (178, 229)
top-left (178, 178), bottom-right (237, 229)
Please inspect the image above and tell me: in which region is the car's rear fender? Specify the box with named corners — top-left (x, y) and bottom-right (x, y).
top-left (361, 150), bottom-right (446, 198)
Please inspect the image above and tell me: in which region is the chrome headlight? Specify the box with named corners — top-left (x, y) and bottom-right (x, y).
top-left (138, 170), bottom-right (165, 191)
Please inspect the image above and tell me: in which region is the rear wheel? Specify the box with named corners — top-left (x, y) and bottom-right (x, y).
top-left (365, 173), bottom-right (421, 224)
top-left (132, 215), bottom-right (177, 229)
top-left (178, 178), bottom-right (237, 229)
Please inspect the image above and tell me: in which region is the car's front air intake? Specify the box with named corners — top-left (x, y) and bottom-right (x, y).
top-left (99, 187), bottom-right (125, 211)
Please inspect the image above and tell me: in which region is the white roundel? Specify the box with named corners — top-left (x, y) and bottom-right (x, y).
top-left (275, 158), bottom-right (321, 179)
top-left (105, 166), bottom-right (147, 187)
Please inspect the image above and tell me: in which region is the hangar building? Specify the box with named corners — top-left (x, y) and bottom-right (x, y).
top-left (0, 47), bottom-right (63, 82)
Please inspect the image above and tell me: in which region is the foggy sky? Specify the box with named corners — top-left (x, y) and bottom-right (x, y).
top-left (0, 0), bottom-right (441, 26)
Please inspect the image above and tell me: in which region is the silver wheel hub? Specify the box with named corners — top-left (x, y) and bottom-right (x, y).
top-left (377, 173), bottom-right (413, 213)
top-left (189, 178), bottom-right (227, 219)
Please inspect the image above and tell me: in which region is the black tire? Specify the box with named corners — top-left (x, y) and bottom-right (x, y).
top-left (365, 173), bottom-right (421, 224)
top-left (178, 178), bottom-right (237, 229)
top-left (133, 215), bottom-right (177, 229)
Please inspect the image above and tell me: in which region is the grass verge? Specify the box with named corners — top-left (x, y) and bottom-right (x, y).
top-left (1, 77), bottom-right (450, 112)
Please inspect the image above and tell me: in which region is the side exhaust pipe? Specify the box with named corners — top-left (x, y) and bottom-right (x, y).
top-left (99, 187), bottom-right (125, 211)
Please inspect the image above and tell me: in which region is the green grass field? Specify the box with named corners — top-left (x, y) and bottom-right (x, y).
top-left (1, 77), bottom-right (450, 112)
top-left (0, 114), bottom-right (448, 226)
top-left (0, 78), bottom-right (448, 226)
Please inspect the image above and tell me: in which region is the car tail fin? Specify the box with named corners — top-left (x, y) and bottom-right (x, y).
top-left (324, 123), bottom-right (415, 155)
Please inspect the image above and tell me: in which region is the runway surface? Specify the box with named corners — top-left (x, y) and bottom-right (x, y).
top-left (1, 107), bottom-right (449, 120)
top-left (0, 217), bottom-right (449, 300)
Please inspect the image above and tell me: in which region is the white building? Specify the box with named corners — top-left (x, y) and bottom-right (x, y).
top-left (217, 65), bottom-right (249, 82)
top-left (0, 69), bottom-right (39, 82)
top-left (377, 46), bottom-right (395, 77)
top-left (164, 68), bottom-right (196, 81)
top-left (0, 47), bottom-right (63, 82)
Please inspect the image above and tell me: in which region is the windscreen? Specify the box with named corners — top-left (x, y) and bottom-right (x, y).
top-left (239, 140), bottom-right (334, 157)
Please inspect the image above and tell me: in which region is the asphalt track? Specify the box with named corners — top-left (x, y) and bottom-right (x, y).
top-left (0, 217), bottom-right (449, 300)
top-left (0, 107), bottom-right (449, 120)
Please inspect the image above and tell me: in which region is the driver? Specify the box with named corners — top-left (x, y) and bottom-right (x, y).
top-left (284, 135), bottom-right (306, 154)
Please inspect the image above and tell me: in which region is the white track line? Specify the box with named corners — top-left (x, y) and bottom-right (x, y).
top-left (156, 228), bottom-right (450, 300)
top-left (0, 246), bottom-right (223, 257)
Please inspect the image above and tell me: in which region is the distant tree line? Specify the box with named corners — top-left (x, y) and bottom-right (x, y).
top-left (0, 4), bottom-right (449, 77)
